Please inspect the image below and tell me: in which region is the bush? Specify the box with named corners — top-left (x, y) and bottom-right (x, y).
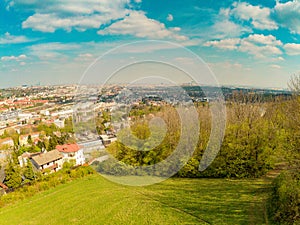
top-left (267, 170), bottom-right (300, 225)
top-left (0, 165), bottom-right (96, 208)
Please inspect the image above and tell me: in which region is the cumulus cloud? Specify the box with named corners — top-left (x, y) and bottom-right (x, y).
top-left (0, 32), bottom-right (36, 44)
top-left (274, 0), bottom-right (300, 34)
top-left (7, 0), bottom-right (187, 42)
top-left (209, 8), bottom-right (252, 39)
top-left (204, 34), bottom-right (283, 58)
top-left (22, 13), bottom-right (121, 33)
top-left (211, 19), bottom-right (252, 39)
top-left (231, 2), bottom-right (278, 30)
top-left (6, 0), bottom-right (131, 32)
top-left (204, 38), bottom-right (240, 50)
top-left (246, 34), bottom-right (283, 46)
top-left (98, 11), bottom-right (187, 41)
top-left (284, 43), bottom-right (300, 55)
top-left (1, 54), bottom-right (27, 61)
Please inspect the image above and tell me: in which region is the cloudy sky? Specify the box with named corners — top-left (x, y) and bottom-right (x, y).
top-left (0, 0), bottom-right (300, 88)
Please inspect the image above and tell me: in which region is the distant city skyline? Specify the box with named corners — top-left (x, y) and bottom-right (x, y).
top-left (1, 0), bottom-right (300, 88)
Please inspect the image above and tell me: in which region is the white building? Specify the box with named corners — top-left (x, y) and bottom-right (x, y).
top-left (31, 150), bottom-right (63, 173)
top-left (56, 143), bottom-right (85, 166)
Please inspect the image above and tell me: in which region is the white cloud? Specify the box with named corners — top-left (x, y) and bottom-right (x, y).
top-left (211, 20), bottom-right (252, 39)
top-left (8, 0), bottom-right (188, 43)
top-left (246, 34), bottom-right (282, 46)
top-left (204, 38), bottom-right (240, 50)
top-left (274, 56), bottom-right (285, 61)
top-left (98, 11), bottom-right (188, 41)
top-left (284, 43), bottom-right (300, 55)
top-left (209, 7), bottom-right (252, 39)
top-left (75, 53), bottom-right (95, 62)
top-left (22, 13), bottom-right (121, 33)
top-left (20, 62), bottom-right (26, 66)
top-left (8, 0), bottom-right (131, 32)
top-left (270, 64), bottom-right (281, 69)
top-left (204, 34), bottom-right (283, 59)
top-left (27, 42), bottom-right (82, 60)
top-left (1, 54), bottom-right (27, 61)
top-left (0, 32), bottom-right (36, 44)
top-left (167, 14), bottom-right (173, 22)
top-left (231, 2), bottom-right (278, 30)
top-left (274, 0), bottom-right (300, 34)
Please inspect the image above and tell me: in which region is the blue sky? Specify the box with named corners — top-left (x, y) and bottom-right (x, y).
top-left (0, 0), bottom-right (300, 88)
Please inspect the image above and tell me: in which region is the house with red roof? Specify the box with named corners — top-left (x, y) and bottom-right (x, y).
top-left (56, 143), bottom-right (85, 166)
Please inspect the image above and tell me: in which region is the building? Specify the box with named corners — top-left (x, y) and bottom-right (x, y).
top-left (54, 119), bottom-right (65, 128)
top-left (56, 144), bottom-right (85, 166)
top-left (31, 150), bottom-right (63, 173)
top-left (18, 152), bottom-right (41, 167)
top-left (78, 139), bottom-right (105, 161)
top-left (99, 134), bottom-right (117, 147)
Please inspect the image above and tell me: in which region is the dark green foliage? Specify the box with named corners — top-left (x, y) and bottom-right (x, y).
top-left (4, 156), bottom-right (22, 189)
top-left (27, 135), bottom-right (33, 145)
top-left (23, 160), bottom-right (35, 183)
top-left (47, 135), bottom-right (58, 151)
top-left (268, 170), bottom-right (300, 224)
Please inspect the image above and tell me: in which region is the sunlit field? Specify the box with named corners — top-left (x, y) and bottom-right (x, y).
top-left (0, 175), bottom-right (271, 225)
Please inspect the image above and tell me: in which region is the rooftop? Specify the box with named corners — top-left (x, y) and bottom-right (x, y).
top-left (56, 143), bottom-right (81, 153)
top-left (31, 149), bottom-right (62, 166)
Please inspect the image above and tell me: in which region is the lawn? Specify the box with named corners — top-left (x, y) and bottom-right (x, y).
top-left (0, 175), bottom-right (271, 225)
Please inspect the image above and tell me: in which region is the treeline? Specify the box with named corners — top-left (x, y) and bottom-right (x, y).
top-left (97, 92), bottom-right (297, 178)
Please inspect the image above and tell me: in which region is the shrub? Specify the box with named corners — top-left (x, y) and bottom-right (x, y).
top-left (267, 170), bottom-right (300, 225)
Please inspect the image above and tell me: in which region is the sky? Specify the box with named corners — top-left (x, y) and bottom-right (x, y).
top-left (0, 0), bottom-right (300, 88)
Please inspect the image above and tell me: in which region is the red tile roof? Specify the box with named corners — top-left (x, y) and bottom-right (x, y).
top-left (56, 144), bottom-right (81, 153)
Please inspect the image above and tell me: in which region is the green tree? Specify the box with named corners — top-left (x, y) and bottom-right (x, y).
top-left (23, 159), bottom-right (35, 183)
top-left (27, 135), bottom-right (33, 145)
top-left (48, 135), bottom-right (58, 151)
top-left (4, 156), bottom-right (22, 189)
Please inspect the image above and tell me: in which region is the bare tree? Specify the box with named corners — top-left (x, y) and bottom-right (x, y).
top-left (288, 73), bottom-right (300, 95)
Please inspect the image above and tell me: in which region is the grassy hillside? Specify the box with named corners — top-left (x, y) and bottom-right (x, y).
top-left (0, 175), bottom-right (271, 225)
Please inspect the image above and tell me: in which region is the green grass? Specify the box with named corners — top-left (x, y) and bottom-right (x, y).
top-left (0, 175), bottom-right (271, 225)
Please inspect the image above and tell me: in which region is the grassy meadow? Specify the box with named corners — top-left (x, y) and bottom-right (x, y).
top-left (0, 175), bottom-right (271, 225)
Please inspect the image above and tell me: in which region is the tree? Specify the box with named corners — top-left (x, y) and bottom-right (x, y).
top-left (288, 73), bottom-right (300, 95)
top-left (48, 135), bottom-right (58, 151)
top-left (23, 159), bottom-right (35, 183)
top-left (27, 134), bottom-right (33, 145)
top-left (4, 156), bottom-right (22, 189)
